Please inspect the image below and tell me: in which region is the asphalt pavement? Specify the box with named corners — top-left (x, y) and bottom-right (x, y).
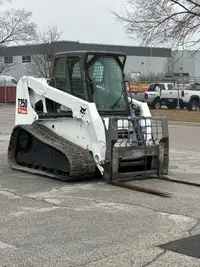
top-left (1, 104), bottom-right (200, 266)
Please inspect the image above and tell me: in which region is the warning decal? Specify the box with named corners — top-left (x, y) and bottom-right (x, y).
top-left (18, 98), bottom-right (28, 114)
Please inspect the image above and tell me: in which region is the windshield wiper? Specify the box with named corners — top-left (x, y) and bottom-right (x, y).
top-left (110, 92), bottom-right (124, 109)
top-left (110, 81), bottom-right (126, 109)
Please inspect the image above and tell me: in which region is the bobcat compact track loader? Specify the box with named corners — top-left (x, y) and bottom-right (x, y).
top-left (7, 51), bottom-right (171, 196)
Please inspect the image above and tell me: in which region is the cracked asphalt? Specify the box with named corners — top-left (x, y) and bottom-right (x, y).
top-left (1, 104), bottom-right (200, 266)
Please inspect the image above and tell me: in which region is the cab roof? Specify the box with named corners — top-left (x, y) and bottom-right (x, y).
top-left (54, 50), bottom-right (127, 58)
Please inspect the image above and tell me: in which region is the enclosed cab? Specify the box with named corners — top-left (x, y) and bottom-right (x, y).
top-left (47, 51), bottom-right (130, 117)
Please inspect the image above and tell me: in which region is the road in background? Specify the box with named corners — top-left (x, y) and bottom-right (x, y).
top-left (1, 104), bottom-right (200, 266)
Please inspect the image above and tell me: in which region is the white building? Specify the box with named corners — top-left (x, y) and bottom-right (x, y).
top-left (172, 50), bottom-right (200, 78)
top-left (0, 41), bottom-right (172, 80)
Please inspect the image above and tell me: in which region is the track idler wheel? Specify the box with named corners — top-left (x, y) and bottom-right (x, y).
top-left (18, 130), bottom-right (31, 151)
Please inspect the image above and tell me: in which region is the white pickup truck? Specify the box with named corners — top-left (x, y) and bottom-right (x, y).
top-left (129, 83), bottom-right (176, 109)
top-left (130, 82), bottom-right (200, 111)
top-left (173, 83), bottom-right (200, 111)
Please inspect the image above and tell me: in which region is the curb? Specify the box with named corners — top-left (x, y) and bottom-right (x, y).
top-left (168, 121), bottom-right (200, 127)
top-left (0, 133), bottom-right (11, 135)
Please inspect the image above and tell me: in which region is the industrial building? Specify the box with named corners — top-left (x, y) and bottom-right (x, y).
top-left (0, 41), bottom-right (172, 80)
top-left (0, 40), bottom-right (199, 81)
top-left (172, 50), bottom-right (200, 79)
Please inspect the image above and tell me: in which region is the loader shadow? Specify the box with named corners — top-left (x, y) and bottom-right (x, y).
top-left (11, 166), bottom-right (173, 197)
top-left (66, 176), bottom-right (102, 185)
top-left (54, 175), bottom-right (160, 186)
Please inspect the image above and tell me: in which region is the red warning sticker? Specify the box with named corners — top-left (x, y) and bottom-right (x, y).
top-left (18, 107), bottom-right (27, 114)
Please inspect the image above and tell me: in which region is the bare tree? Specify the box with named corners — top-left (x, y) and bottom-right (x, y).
top-left (0, 58), bottom-right (16, 74)
top-left (0, 0), bottom-right (11, 4)
top-left (137, 72), bottom-right (166, 82)
top-left (112, 0), bottom-right (200, 52)
top-left (27, 26), bottom-right (62, 78)
top-left (0, 0), bottom-right (37, 46)
top-left (0, 0), bottom-right (37, 75)
top-left (125, 71), bottom-right (166, 83)
top-left (0, 8), bottom-right (37, 46)
top-left (164, 57), bottom-right (172, 73)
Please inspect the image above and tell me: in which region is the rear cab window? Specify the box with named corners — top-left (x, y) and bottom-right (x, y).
top-left (167, 84), bottom-right (173, 90)
top-left (189, 84), bottom-right (200, 90)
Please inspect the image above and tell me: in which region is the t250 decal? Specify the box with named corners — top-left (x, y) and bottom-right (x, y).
top-left (18, 98), bottom-right (28, 114)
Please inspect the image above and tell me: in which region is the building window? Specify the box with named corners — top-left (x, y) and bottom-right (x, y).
top-left (4, 56), bottom-right (13, 64)
top-left (22, 55), bottom-right (31, 63)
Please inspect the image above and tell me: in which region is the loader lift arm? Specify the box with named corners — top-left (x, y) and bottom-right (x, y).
top-left (15, 75), bottom-right (109, 173)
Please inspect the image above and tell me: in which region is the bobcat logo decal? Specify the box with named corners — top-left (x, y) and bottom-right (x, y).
top-left (80, 106), bottom-right (87, 115)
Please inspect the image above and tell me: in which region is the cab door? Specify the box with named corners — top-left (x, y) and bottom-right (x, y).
top-left (167, 83), bottom-right (179, 101)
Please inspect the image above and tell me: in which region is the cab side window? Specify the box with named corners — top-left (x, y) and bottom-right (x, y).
top-left (68, 58), bottom-right (85, 100)
top-left (159, 84), bottom-right (165, 90)
top-left (54, 58), bottom-right (71, 94)
top-left (167, 84), bottom-right (173, 90)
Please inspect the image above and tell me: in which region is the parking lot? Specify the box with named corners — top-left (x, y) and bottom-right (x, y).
top-left (1, 104), bottom-right (200, 266)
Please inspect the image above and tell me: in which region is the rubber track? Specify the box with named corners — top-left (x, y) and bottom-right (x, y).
top-left (7, 123), bottom-right (96, 181)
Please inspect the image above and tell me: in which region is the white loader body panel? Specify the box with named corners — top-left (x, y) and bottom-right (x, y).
top-left (15, 76), bottom-right (152, 174)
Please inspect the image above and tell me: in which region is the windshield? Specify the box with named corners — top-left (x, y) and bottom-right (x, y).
top-left (88, 57), bottom-right (128, 113)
